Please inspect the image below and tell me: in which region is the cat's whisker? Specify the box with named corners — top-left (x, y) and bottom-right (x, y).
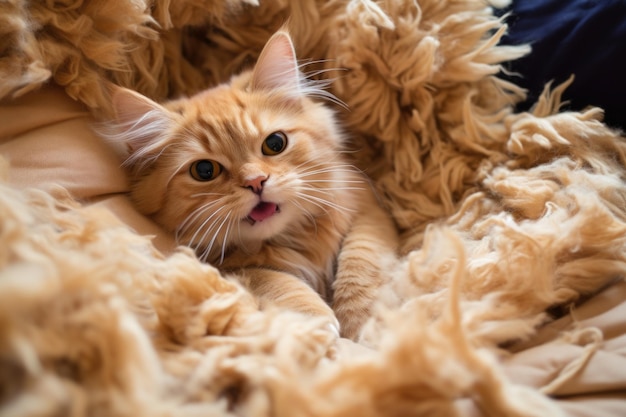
top-left (302, 183), bottom-right (367, 190)
top-left (306, 89), bottom-right (349, 110)
top-left (298, 185), bottom-right (338, 198)
top-left (299, 64), bottom-right (347, 84)
top-left (293, 62), bottom-right (349, 110)
top-left (190, 192), bottom-right (227, 199)
top-left (299, 183), bottom-right (366, 193)
top-left (177, 205), bottom-right (212, 241)
top-left (290, 199), bottom-right (318, 233)
top-left (299, 166), bottom-right (358, 177)
top-left (298, 161), bottom-right (357, 169)
top-left (296, 194), bottom-right (331, 217)
top-left (199, 247), bottom-right (211, 263)
top-left (300, 160), bottom-right (354, 167)
top-left (300, 168), bottom-right (355, 177)
top-left (182, 197), bottom-right (224, 218)
top-left (305, 194), bottom-right (355, 213)
top-left (197, 227), bottom-right (218, 262)
top-left (188, 206), bottom-right (226, 249)
top-left (195, 211), bottom-right (227, 258)
top-left (219, 215), bottom-right (235, 265)
top-left (292, 156), bottom-right (348, 169)
top-left (298, 186), bottom-right (360, 207)
top-left (306, 186), bottom-right (367, 195)
top-left (296, 191), bottom-right (354, 214)
top-left (204, 212), bottom-right (231, 264)
top-left (300, 178), bottom-right (364, 184)
top-left (297, 58), bottom-right (341, 69)
top-left (295, 194), bottom-right (342, 230)
top-left (302, 68), bottom-right (348, 79)
top-left (176, 199), bottom-right (225, 241)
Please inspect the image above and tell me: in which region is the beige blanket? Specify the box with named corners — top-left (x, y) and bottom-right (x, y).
top-left (1, 1), bottom-right (626, 415)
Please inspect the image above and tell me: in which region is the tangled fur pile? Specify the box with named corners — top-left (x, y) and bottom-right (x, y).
top-left (2, 0), bottom-right (626, 415)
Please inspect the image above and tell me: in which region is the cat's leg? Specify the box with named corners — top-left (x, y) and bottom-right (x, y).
top-left (332, 188), bottom-right (398, 340)
top-left (230, 267), bottom-right (339, 335)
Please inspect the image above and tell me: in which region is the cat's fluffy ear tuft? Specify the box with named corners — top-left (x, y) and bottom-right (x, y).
top-left (109, 86), bottom-right (173, 158)
top-left (251, 31), bottom-right (302, 95)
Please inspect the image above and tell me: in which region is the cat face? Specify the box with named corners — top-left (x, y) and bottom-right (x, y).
top-left (161, 84), bottom-right (348, 261)
top-left (108, 32), bottom-right (356, 263)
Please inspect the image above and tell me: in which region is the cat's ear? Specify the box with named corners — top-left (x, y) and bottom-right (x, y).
top-left (109, 86), bottom-right (174, 154)
top-left (250, 31), bottom-right (302, 94)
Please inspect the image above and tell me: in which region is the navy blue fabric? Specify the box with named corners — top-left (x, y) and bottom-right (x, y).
top-left (497, 0), bottom-right (626, 130)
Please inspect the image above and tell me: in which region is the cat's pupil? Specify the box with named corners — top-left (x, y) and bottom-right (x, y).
top-left (196, 161), bottom-right (213, 178)
top-left (266, 135), bottom-right (283, 152)
top-left (262, 132), bottom-right (287, 155)
top-left (190, 159), bottom-right (220, 181)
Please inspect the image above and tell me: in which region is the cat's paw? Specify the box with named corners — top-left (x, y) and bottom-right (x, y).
top-left (335, 312), bottom-right (368, 341)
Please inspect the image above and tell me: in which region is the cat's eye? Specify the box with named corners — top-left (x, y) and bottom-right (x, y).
top-left (262, 132), bottom-right (288, 156)
top-left (189, 160), bottom-right (222, 181)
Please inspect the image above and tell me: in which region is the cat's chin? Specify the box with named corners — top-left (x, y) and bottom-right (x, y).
top-left (241, 216), bottom-right (284, 240)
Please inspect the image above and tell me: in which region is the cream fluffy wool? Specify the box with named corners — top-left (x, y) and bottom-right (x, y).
top-left (1, 0), bottom-right (626, 416)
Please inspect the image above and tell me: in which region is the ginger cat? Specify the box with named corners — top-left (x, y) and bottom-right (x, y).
top-left (105, 31), bottom-right (397, 339)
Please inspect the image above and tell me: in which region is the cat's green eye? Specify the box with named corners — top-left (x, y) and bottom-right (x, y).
top-left (190, 159), bottom-right (222, 181)
top-left (262, 132), bottom-right (288, 156)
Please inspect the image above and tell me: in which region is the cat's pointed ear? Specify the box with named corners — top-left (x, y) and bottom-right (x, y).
top-left (250, 31), bottom-right (301, 94)
top-left (109, 85), bottom-right (173, 154)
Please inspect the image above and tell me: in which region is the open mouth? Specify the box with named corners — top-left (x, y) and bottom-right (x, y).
top-left (246, 201), bottom-right (279, 225)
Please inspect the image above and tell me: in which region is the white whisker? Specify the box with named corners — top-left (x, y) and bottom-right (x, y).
top-left (297, 58), bottom-right (341, 69)
top-left (300, 183), bottom-right (363, 191)
top-left (219, 216), bottom-right (235, 265)
top-left (299, 186), bottom-right (337, 198)
top-left (302, 186), bottom-right (366, 195)
top-left (176, 199), bottom-right (224, 241)
top-left (291, 157), bottom-right (346, 170)
top-left (299, 165), bottom-right (356, 173)
top-left (203, 212), bottom-right (231, 264)
top-left (297, 192), bottom-right (355, 213)
top-left (301, 179), bottom-right (364, 184)
top-left (290, 199), bottom-right (318, 233)
top-left (314, 185), bottom-right (366, 191)
top-left (297, 194), bottom-right (331, 216)
top-left (190, 192), bottom-right (227, 199)
top-left (188, 206), bottom-right (226, 249)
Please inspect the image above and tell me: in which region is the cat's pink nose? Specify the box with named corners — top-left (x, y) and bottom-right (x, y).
top-left (243, 175), bottom-right (267, 195)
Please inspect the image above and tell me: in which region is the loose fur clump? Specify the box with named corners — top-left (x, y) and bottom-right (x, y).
top-left (323, 0), bottom-right (531, 252)
top-left (0, 0), bottom-right (263, 112)
top-left (360, 98), bottom-right (626, 349)
top-left (104, 31), bottom-right (398, 339)
top-left (0, 172), bottom-right (344, 416)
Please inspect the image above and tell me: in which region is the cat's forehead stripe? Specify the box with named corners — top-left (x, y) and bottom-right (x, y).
top-left (181, 115), bottom-right (260, 162)
top-left (195, 117), bottom-right (244, 154)
top-left (190, 104), bottom-right (267, 143)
